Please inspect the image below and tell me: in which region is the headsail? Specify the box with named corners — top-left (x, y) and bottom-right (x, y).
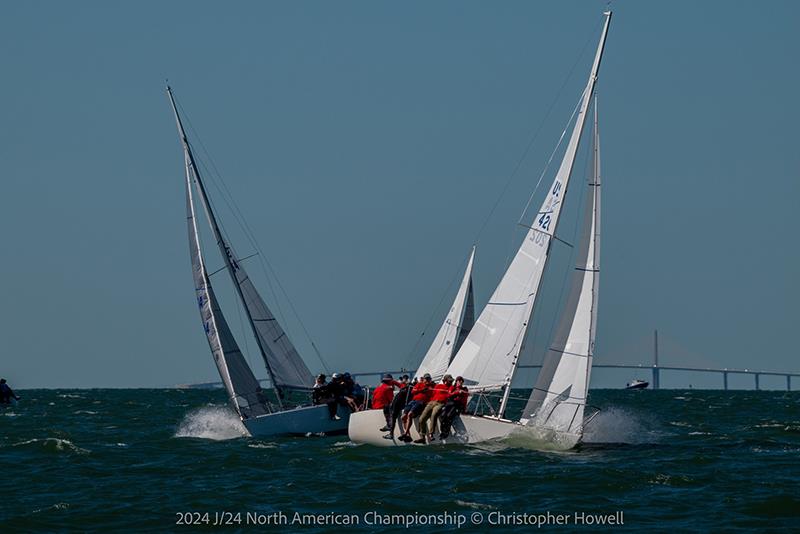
top-left (168, 88), bottom-right (314, 399)
top-left (415, 247), bottom-right (476, 381)
top-left (445, 12), bottom-right (611, 414)
top-left (184, 129), bottom-right (269, 419)
top-left (521, 97), bottom-right (601, 436)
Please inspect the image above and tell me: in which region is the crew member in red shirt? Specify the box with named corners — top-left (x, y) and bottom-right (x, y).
top-left (372, 373), bottom-right (402, 431)
top-left (398, 373), bottom-right (434, 443)
top-left (417, 374), bottom-right (455, 443)
top-left (440, 376), bottom-right (469, 440)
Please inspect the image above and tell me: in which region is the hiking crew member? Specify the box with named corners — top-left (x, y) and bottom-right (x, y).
top-left (439, 376), bottom-right (469, 439)
top-left (417, 374), bottom-right (454, 443)
top-left (349, 375), bottom-right (366, 411)
top-left (398, 373), bottom-right (434, 442)
top-left (312, 374), bottom-right (328, 403)
top-left (331, 373), bottom-right (358, 413)
top-left (372, 373), bottom-right (401, 431)
top-left (384, 375), bottom-right (410, 439)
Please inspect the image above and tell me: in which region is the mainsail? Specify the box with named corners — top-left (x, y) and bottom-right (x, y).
top-left (415, 247), bottom-right (476, 381)
top-left (168, 88), bottom-right (314, 401)
top-left (521, 98), bottom-right (601, 435)
top-left (445, 12), bottom-right (611, 417)
top-left (184, 128), bottom-right (269, 419)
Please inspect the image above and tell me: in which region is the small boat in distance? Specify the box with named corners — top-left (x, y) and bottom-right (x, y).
top-left (167, 87), bottom-right (349, 437)
top-left (626, 379), bottom-right (649, 390)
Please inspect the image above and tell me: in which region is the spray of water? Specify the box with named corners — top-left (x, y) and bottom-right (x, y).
top-left (582, 406), bottom-right (654, 444)
top-left (502, 425), bottom-right (581, 452)
top-left (498, 407), bottom-right (657, 451)
top-left (174, 405), bottom-right (249, 440)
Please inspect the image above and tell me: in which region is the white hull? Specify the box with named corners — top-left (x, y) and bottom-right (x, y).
top-left (348, 409), bottom-right (582, 450)
top-left (242, 404), bottom-right (350, 437)
top-left (348, 409), bottom-right (516, 447)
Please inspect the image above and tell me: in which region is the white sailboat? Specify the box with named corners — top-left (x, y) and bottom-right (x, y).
top-left (349, 10), bottom-right (611, 448)
top-left (167, 87), bottom-right (349, 437)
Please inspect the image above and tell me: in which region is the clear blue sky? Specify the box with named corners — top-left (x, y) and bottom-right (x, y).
top-left (1, 1), bottom-right (797, 389)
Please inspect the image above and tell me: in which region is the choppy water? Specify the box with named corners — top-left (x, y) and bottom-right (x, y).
top-left (2, 389), bottom-right (798, 531)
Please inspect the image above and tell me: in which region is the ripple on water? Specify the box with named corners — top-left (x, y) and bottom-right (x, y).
top-left (12, 438), bottom-right (90, 455)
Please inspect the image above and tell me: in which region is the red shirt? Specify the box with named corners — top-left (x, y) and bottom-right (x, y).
top-left (431, 383), bottom-right (452, 403)
top-left (411, 381), bottom-right (433, 402)
top-left (449, 386), bottom-right (469, 410)
top-left (372, 383), bottom-right (394, 409)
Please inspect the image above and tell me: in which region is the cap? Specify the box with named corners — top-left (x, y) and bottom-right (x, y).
top-left (423, 373), bottom-right (432, 380)
top-left (400, 374), bottom-right (409, 380)
top-left (443, 374), bottom-right (453, 382)
top-left (382, 373), bottom-right (393, 381)
top-left (331, 372), bottom-right (341, 379)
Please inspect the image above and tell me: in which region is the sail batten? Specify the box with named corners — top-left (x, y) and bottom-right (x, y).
top-left (445, 13), bottom-right (611, 411)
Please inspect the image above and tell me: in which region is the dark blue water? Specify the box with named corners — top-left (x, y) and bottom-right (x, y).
top-left (2, 389), bottom-right (798, 531)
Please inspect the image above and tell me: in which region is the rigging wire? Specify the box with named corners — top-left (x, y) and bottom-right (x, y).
top-left (470, 14), bottom-right (605, 245)
top-left (175, 99), bottom-right (331, 374)
top-left (525, 99), bottom-right (594, 372)
top-left (404, 14), bottom-right (607, 370)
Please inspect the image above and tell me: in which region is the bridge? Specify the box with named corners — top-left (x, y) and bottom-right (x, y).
top-left (178, 331), bottom-right (799, 391)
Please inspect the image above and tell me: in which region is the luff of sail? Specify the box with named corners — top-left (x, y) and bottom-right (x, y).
top-left (184, 125), bottom-right (269, 419)
top-left (167, 88), bottom-right (314, 396)
top-left (415, 247), bottom-right (476, 382)
top-left (521, 97), bottom-right (601, 436)
top-left (445, 12), bottom-right (611, 401)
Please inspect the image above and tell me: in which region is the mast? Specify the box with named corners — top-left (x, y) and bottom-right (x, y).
top-left (495, 11), bottom-right (612, 418)
top-left (166, 86), bottom-right (284, 408)
top-left (585, 95), bottom-right (601, 396)
top-left (519, 94), bottom-right (602, 432)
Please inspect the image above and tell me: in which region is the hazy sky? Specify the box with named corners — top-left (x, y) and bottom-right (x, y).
top-left (1, 1), bottom-right (797, 389)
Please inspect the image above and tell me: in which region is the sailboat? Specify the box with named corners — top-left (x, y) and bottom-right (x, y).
top-left (167, 87), bottom-right (350, 437)
top-left (348, 10), bottom-right (611, 448)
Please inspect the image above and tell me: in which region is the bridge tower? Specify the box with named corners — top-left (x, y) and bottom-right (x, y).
top-left (652, 329), bottom-right (660, 390)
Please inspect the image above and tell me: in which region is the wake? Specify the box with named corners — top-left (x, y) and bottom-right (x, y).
top-left (498, 407), bottom-right (657, 452)
top-left (582, 407), bottom-right (656, 445)
top-left (174, 405), bottom-right (249, 440)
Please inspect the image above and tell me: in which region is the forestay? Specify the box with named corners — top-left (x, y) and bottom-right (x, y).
top-left (446, 12), bottom-right (611, 397)
top-left (521, 98), bottom-right (601, 435)
top-left (415, 247), bottom-right (476, 381)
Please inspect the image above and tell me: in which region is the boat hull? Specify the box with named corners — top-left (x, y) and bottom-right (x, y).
top-left (347, 408), bottom-right (517, 447)
top-left (348, 409), bottom-right (583, 449)
top-left (242, 404), bottom-right (350, 437)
